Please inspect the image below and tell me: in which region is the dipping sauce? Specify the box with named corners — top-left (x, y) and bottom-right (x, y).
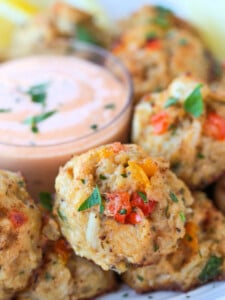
top-left (0, 54), bottom-right (132, 198)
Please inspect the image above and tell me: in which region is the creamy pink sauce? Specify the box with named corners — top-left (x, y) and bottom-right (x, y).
top-left (0, 55), bottom-right (131, 198)
top-left (0, 55), bottom-right (127, 146)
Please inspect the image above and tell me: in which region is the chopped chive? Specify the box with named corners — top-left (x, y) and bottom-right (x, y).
top-left (199, 255), bottom-right (223, 282)
top-left (169, 192), bottom-right (178, 203)
top-left (23, 110), bottom-right (57, 133)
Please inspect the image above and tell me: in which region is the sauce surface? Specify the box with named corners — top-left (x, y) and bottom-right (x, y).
top-left (0, 55), bottom-right (127, 146)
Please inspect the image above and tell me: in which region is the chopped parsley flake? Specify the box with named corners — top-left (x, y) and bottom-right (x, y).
top-left (39, 192), bottom-right (53, 211)
top-left (81, 179), bottom-right (86, 184)
top-left (90, 124), bottom-right (98, 131)
top-left (45, 272), bottom-right (53, 281)
top-left (137, 191), bottom-right (148, 203)
top-left (76, 24), bottom-right (99, 45)
top-left (121, 173), bottom-right (128, 178)
top-left (164, 96), bottom-right (179, 108)
top-left (26, 82), bottom-right (49, 106)
top-left (104, 103), bottom-right (115, 110)
top-left (179, 38), bottom-right (189, 46)
top-left (169, 192), bottom-right (178, 203)
top-left (99, 174), bottom-right (107, 180)
top-left (185, 234), bottom-right (193, 241)
top-left (199, 255), bottom-right (223, 282)
top-left (197, 153), bottom-right (205, 159)
top-left (78, 186), bottom-right (104, 213)
top-left (184, 84), bottom-right (204, 117)
top-left (146, 31), bottom-right (157, 40)
top-left (119, 209), bottom-right (127, 215)
top-left (153, 243), bottom-right (159, 252)
top-left (57, 209), bottom-right (67, 222)
top-left (137, 274), bottom-right (144, 281)
top-left (0, 108), bottom-right (11, 113)
top-left (23, 110), bottom-right (57, 133)
top-left (122, 293), bottom-right (129, 298)
top-left (179, 211), bottom-right (186, 223)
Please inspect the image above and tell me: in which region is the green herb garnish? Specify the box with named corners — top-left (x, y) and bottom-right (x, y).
top-left (165, 205), bottom-right (170, 218)
top-left (179, 38), bottom-right (189, 46)
top-left (0, 108), bottom-right (11, 113)
top-left (45, 272), bottom-right (53, 281)
top-left (122, 293), bottom-right (129, 298)
top-left (78, 186), bottom-right (104, 213)
top-left (137, 191), bottom-right (148, 203)
top-left (81, 179), bottom-right (86, 184)
top-left (90, 124), bottom-right (98, 131)
top-left (99, 174), bottom-right (107, 180)
top-left (184, 84), bottom-right (204, 117)
top-left (164, 96), bottom-right (179, 108)
top-left (23, 110), bottom-right (57, 133)
top-left (104, 103), bottom-right (115, 110)
top-left (121, 173), bottom-right (128, 178)
top-left (26, 82), bottom-right (49, 106)
top-left (153, 243), bottom-right (159, 252)
top-left (119, 209), bottom-right (127, 215)
top-left (185, 234), bottom-right (193, 241)
top-left (179, 211), bottom-right (186, 223)
top-left (169, 192), bottom-right (178, 203)
top-left (137, 274), bottom-right (144, 281)
top-left (146, 31), bottom-right (157, 40)
top-left (197, 153), bottom-right (205, 159)
top-left (76, 25), bottom-right (98, 45)
top-left (199, 255), bottom-right (223, 282)
top-left (39, 192), bottom-right (53, 211)
top-left (57, 209), bottom-right (67, 222)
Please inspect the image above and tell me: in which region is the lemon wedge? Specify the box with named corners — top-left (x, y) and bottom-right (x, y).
top-left (184, 0), bottom-right (225, 61)
top-left (0, 0), bottom-right (42, 58)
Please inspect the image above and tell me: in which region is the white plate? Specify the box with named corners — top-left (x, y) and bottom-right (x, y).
top-left (68, 1), bottom-right (225, 299)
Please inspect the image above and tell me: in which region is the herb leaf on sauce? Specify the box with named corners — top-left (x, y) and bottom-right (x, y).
top-left (184, 84), bottom-right (204, 117)
top-left (26, 82), bottom-right (49, 106)
top-left (199, 255), bottom-right (223, 282)
top-left (78, 186), bottom-right (104, 213)
top-left (39, 192), bottom-right (53, 211)
top-left (23, 110), bottom-right (57, 133)
top-left (0, 108), bottom-right (11, 113)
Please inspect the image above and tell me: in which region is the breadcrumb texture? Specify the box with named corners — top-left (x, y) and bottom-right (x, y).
top-left (0, 170), bottom-right (42, 300)
top-left (132, 75), bottom-right (225, 188)
top-left (122, 192), bottom-right (225, 292)
top-left (54, 143), bottom-right (193, 273)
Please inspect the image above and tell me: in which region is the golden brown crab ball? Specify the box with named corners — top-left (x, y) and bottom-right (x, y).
top-left (54, 143), bottom-right (193, 273)
top-left (16, 239), bottom-right (117, 300)
top-left (112, 6), bottom-right (213, 102)
top-left (16, 216), bottom-right (117, 300)
top-left (0, 170), bottom-right (42, 300)
top-left (122, 192), bottom-right (225, 292)
top-left (132, 75), bottom-right (225, 188)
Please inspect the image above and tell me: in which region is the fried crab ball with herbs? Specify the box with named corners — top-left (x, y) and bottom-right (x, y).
top-left (54, 143), bottom-right (193, 273)
top-left (122, 192), bottom-right (225, 292)
top-left (0, 170), bottom-right (42, 300)
top-left (112, 5), bottom-right (213, 102)
top-left (132, 75), bottom-right (225, 188)
top-left (16, 216), bottom-right (117, 300)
